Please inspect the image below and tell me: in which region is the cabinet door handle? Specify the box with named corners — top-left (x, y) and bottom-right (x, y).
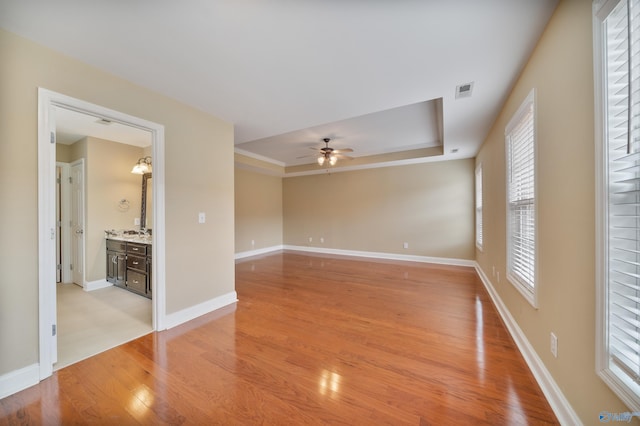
top-left (132, 280), bottom-right (139, 284)
top-left (132, 261), bottom-right (139, 265)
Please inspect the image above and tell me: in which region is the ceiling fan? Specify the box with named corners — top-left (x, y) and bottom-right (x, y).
top-left (302, 138), bottom-right (354, 166)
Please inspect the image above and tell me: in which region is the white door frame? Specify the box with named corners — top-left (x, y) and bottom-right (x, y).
top-left (56, 162), bottom-right (72, 284)
top-left (70, 159), bottom-right (85, 287)
top-left (38, 88), bottom-right (167, 380)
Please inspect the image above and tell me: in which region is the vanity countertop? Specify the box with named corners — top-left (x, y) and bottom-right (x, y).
top-left (105, 230), bottom-right (152, 245)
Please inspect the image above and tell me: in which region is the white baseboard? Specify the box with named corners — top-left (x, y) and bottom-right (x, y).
top-left (283, 245), bottom-right (476, 267)
top-left (474, 264), bottom-right (582, 426)
top-left (164, 291), bottom-right (238, 330)
top-left (0, 363), bottom-right (39, 400)
top-left (234, 244), bottom-right (475, 268)
top-left (235, 245), bottom-right (284, 260)
top-left (84, 279), bottom-right (112, 292)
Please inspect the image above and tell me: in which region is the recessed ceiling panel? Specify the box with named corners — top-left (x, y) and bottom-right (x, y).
top-left (236, 99), bottom-right (442, 166)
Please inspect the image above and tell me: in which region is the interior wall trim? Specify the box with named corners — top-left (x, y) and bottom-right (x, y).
top-left (234, 245), bottom-right (475, 267)
top-left (83, 279), bottom-right (112, 292)
top-left (474, 264), bottom-right (582, 425)
top-left (0, 363), bottom-right (39, 400)
top-left (235, 245), bottom-right (285, 260)
top-left (281, 245), bottom-right (476, 267)
top-left (164, 291), bottom-right (238, 330)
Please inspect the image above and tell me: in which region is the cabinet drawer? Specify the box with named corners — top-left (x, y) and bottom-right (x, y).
top-left (126, 242), bottom-right (147, 255)
top-left (126, 270), bottom-right (147, 295)
top-left (126, 254), bottom-right (146, 271)
top-left (106, 239), bottom-right (126, 252)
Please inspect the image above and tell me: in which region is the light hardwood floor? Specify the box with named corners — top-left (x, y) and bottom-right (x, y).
top-left (55, 282), bottom-right (152, 370)
top-left (1, 252), bottom-right (557, 424)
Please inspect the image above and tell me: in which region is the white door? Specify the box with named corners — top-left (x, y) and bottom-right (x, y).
top-left (56, 166), bottom-right (62, 283)
top-left (71, 160), bottom-right (85, 287)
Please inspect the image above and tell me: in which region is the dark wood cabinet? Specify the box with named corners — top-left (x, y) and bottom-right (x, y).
top-left (106, 240), bottom-right (127, 288)
top-left (106, 239), bottom-right (152, 298)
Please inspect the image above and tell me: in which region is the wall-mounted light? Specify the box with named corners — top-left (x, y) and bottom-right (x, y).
top-left (131, 156), bottom-right (152, 174)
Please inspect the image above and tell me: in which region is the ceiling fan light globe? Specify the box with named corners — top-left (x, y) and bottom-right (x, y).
top-left (329, 156), bottom-right (337, 166)
top-left (317, 156), bottom-right (325, 166)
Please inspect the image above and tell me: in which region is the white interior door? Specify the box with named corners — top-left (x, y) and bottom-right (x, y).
top-left (56, 166), bottom-right (62, 283)
top-left (71, 160), bottom-right (84, 287)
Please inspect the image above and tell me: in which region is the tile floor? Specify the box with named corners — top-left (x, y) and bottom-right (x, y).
top-left (55, 283), bottom-right (152, 370)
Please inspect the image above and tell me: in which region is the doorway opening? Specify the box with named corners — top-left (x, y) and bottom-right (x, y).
top-left (38, 88), bottom-right (166, 380)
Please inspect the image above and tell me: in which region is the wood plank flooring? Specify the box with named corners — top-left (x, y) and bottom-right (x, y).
top-left (0, 251), bottom-right (558, 425)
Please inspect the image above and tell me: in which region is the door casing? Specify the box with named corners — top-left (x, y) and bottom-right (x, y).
top-left (38, 88), bottom-right (167, 380)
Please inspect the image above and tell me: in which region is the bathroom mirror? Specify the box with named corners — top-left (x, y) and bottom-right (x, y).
top-left (141, 172), bottom-right (152, 230)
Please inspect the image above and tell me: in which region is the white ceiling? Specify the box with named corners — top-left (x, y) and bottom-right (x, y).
top-left (0, 0), bottom-right (558, 168)
top-left (55, 107), bottom-right (152, 148)
top-left (237, 99), bottom-right (442, 166)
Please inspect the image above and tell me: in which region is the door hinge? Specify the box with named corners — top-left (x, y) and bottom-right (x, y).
top-left (70, 264), bottom-right (73, 271)
top-left (56, 177), bottom-right (61, 184)
top-left (52, 324), bottom-right (57, 336)
top-left (56, 264), bottom-right (62, 270)
top-left (68, 176), bottom-right (72, 184)
top-left (57, 220), bottom-right (62, 227)
top-left (50, 132), bottom-right (55, 144)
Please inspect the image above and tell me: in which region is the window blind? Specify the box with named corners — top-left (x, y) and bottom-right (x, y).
top-left (506, 94), bottom-right (536, 295)
top-left (475, 165), bottom-right (483, 248)
top-left (605, 0), bottom-right (640, 387)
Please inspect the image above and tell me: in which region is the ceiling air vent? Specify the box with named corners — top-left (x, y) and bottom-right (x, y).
top-left (95, 118), bottom-right (113, 125)
top-left (455, 82), bottom-right (474, 99)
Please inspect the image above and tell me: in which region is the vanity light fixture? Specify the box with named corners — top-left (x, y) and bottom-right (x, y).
top-left (131, 156), bottom-right (152, 174)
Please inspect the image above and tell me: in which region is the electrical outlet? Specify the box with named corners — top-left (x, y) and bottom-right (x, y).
top-left (320, 237), bottom-right (324, 243)
top-left (198, 212), bottom-right (206, 224)
top-left (251, 240), bottom-right (255, 246)
top-left (403, 242), bottom-right (409, 249)
top-left (309, 237), bottom-right (313, 243)
top-left (134, 218), bottom-right (140, 226)
top-left (550, 332), bottom-right (558, 358)
top-left (497, 272), bottom-right (500, 283)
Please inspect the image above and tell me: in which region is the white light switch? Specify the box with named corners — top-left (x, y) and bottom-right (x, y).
top-left (198, 212), bottom-right (206, 224)
top-left (134, 218), bottom-right (140, 226)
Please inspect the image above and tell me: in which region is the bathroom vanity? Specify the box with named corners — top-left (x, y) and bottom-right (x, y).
top-left (106, 235), bottom-right (152, 298)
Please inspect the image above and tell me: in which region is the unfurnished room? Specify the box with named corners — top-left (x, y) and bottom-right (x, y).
top-left (0, 0), bottom-right (635, 424)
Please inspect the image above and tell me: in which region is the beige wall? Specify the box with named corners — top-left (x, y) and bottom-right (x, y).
top-left (55, 143), bottom-right (72, 163)
top-left (0, 29), bottom-right (235, 375)
top-left (283, 159), bottom-right (475, 260)
top-left (82, 137), bottom-right (145, 282)
top-left (476, 0), bottom-right (629, 421)
top-left (234, 168), bottom-right (283, 253)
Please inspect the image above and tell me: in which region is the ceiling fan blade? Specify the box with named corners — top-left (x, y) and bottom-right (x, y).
top-left (296, 154), bottom-right (319, 159)
top-left (333, 154), bottom-right (353, 160)
top-left (333, 148), bottom-right (353, 154)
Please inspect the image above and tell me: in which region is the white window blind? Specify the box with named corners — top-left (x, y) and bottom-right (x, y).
top-left (475, 164), bottom-right (483, 249)
top-left (598, 0), bottom-right (640, 407)
top-left (506, 90), bottom-right (536, 305)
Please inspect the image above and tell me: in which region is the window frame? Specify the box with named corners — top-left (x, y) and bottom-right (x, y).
top-left (594, 0), bottom-right (640, 411)
top-left (475, 163), bottom-right (483, 250)
top-left (505, 88), bottom-right (538, 308)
